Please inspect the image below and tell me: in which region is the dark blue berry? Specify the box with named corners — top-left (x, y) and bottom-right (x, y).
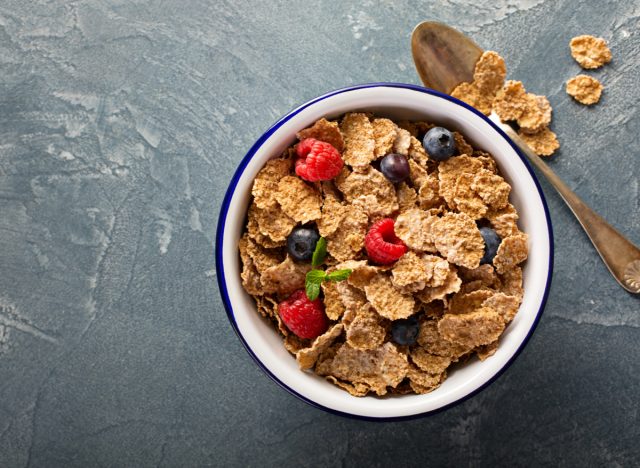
top-left (391, 316), bottom-right (419, 346)
top-left (479, 226), bottom-right (502, 265)
top-left (380, 153), bottom-right (410, 183)
top-left (287, 226), bottom-right (320, 262)
top-left (423, 127), bottom-right (457, 161)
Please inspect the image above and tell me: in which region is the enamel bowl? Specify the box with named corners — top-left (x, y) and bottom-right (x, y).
top-left (216, 83), bottom-right (553, 420)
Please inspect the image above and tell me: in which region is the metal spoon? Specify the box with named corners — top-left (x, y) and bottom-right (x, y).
top-left (411, 21), bottom-right (640, 293)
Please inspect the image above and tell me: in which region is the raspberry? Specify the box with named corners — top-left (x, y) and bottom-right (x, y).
top-left (365, 218), bottom-right (407, 264)
top-left (295, 138), bottom-right (343, 182)
top-left (278, 289), bottom-right (328, 339)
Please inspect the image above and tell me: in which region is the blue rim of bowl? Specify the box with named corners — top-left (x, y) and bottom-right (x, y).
top-left (215, 82), bottom-right (554, 422)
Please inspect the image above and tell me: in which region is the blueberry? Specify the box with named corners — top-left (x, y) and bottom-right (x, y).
top-left (391, 316), bottom-right (419, 346)
top-left (380, 153), bottom-right (410, 183)
top-left (287, 226), bottom-right (320, 262)
top-left (423, 127), bottom-right (457, 161)
top-left (479, 226), bottom-right (502, 265)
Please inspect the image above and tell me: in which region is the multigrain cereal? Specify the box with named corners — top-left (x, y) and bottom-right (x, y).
top-left (566, 75), bottom-right (603, 105)
top-left (450, 52), bottom-right (560, 157)
top-left (239, 113), bottom-right (529, 397)
top-left (570, 35), bottom-right (612, 69)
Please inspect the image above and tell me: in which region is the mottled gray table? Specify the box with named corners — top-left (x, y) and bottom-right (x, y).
top-left (1, 1), bottom-right (638, 466)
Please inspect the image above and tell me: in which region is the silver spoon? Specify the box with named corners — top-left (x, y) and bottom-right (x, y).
top-left (411, 21), bottom-right (640, 294)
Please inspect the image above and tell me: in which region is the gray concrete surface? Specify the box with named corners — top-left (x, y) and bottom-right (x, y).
top-left (0, 0), bottom-right (638, 466)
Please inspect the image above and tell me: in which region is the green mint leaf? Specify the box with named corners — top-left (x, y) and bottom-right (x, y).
top-left (305, 269), bottom-right (326, 301)
top-left (305, 280), bottom-right (321, 301)
top-left (306, 269), bottom-right (327, 283)
top-left (326, 269), bottom-right (352, 282)
top-left (311, 237), bottom-right (327, 268)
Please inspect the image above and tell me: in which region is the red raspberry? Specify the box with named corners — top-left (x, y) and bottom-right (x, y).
top-left (365, 218), bottom-right (407, 264)
top-left (295, 138), bottom-right (343, 182)
top-left (278, 289), bottom-right (328, 339)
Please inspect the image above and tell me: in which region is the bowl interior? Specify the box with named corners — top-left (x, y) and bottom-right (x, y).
top-left (218, 85), bottom-right (551, 419)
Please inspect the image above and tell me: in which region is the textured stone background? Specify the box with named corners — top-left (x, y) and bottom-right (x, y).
top-left (1, 0), bottom-right (639, 466)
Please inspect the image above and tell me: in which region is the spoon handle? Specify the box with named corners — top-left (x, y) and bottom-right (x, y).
top-left (489, 113), bottom-right (640, 294)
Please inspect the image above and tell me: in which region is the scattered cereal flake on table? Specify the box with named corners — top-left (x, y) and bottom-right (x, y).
top-left (485, 203), bottom-right (521, 238)
top-left (476, 340), bottom-right (499, 361)
top-left (408, 136), bottom-right (429, 166)
top-left (416, 266), bottom-right (462, 303)
top-left (326, 204), bottom-right (369, 262)
top-left (251, 159), bottom-right (292, 209)
top-left (407, 365), bottom-right (445, 394)
top-left (449, 289), bottom-right (495, 314)
top-left (250, 202), bottom-right (297, 244)
top-left (493, 80), bottom-right (528, 122)
top-left (438, 307), bottom-right (505, 348)
top-left (346, 304), bottom-right (387, 350)
top-left (396, 182), bottom-right (418, 212)
top-left (570, 35), bottom-right (612, 69)
top-left (472, 169), bottom-right (511, 209)
top-left (473, 51), bottom-right (507, 95)
top-left (318, 342), bottom-right (409, 396)
top-left (459, 264), bottom-right (500, 289)
top-left (431, 212), bottom-right (485, 269)
top-left (321, 281), bottom-right (346, 320)
top-left (372, 118), bottom-right (398, 158)
top-left (393, 127), bottom-right (412, 154)
top-left (518, 127), bottom-right (560, 157)
top-left (395, 208), bottom-right (437, 252)
top-left (275, 175), bottom-right (322, 224)
top-left (438, 155), bottom-right (484, 208)
top-left (296, 118), bottom-right (344, 152)
top-left (418, 174), bottom-right (443, 210)
top-left (518, 94), bottom-right (552, 134)
top-left (391, 251), bottom-right (430, 293)
top-left (566, 75), bottom-right (603, 105)
top-left (410, 347), bottom-right (451, 375)
top-left (340, 113), bottom-right (376, 170)
top-left (482, 292), bottom-right (520, 323)
top-left (417, 317), bottom-right (470, 359)
top-left (365, 274), bottom-right (415, 320)
top-left (297, 323), bottom-right (344, 370)
top-left (493, 232), bottom-right (529, 274)
top-left (336, 166), bottom-right (398, 217)
top-left (453, 173), bottom-right (488, 219)
top-left (499, 266), bottom-right (524, 300)
top-left (453, 132), bottom-right (474, 156)
top-left (260, 256), bottom-right (311, 295)
top-left (450, 82), bottom-right (494, 115)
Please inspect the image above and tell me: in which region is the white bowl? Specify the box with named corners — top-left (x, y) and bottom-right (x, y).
top-left (216, 83), bottom-right (553, 420)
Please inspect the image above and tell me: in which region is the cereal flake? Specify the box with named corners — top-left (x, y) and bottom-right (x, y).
top-left (372, 118), bottom-right (398, 158)
top-left (260, 256), bottom-right (311, 295)
top-left (393, 127), bottom-right (412, 155)
top-left (482, 292), bottom-right (520, 323)
top-left (453, 173), bottom-right (488, 220)
top-left (438, 307), bottom-right (505, 348)
top-left (345, 304), bottom-right (387, 350)
top-left (251, 159), bottom-right (292, 209)
top-left (566, 75), bottom-right (603, 105)
top-left (472, 169), bottom-right (511, 209)
top-left (296, 323), bottom-right (344, 370)
top-left (336, 166), bottom-right (398, 217)
top-left (340, 113), bottom-right (376, 170)
top-left (431, 212), bottom-right (485, 269)
top-left (493, 232), bottom-right (529, 274)
top-left (518, 127), bottom-right (560, 157)
top-left (473, 51), bottom-right (507, 95)
top-left (364, 274), bottom-right (415, 320)
top-left (570, 35), bottom-right (612, 69)
top-left (297, 118), bottom-right (344, 152)
top-left (325, 204), bottom-right (369, 262)
top-left (395, 208), bottom-right (437, 252)
top-left (450, 82), bottom-right (494, 115)
top-left (275, 176), bottom-right (322, 224)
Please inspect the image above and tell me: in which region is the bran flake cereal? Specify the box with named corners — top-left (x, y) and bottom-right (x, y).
top-left (239, 112), bottom-right (529, 397)
top-left (431, 212), bottom-right (485, 269)
top-left (297, 118), bottom-right (344, 152)
top-left (450, 82), bottom-right (494, 115)
top-left (340, 113), bottom-right (376, 170)
top-left (275, 176), bottom-right (322, 224)
top-left (566, 75), bottom-right (603, 105)
top-left (518, 127), bottom-right (560, 157)
top-left (438, 307), bottom-right (506, 348)
top-left (570, 35), bottom-right (612, 69)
